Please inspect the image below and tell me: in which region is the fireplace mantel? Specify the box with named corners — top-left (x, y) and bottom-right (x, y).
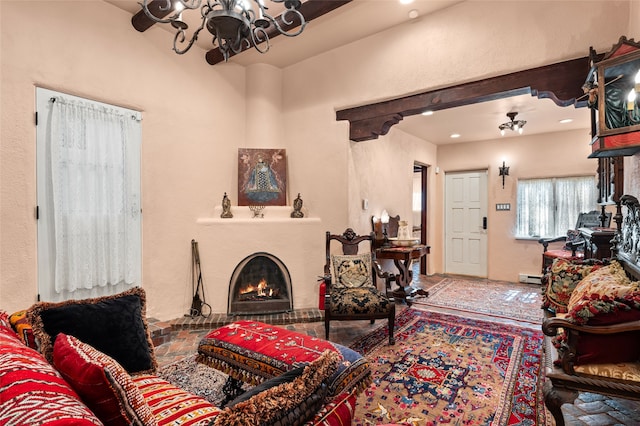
top-left (195, 205), bottom-right (324, 315)
top-left (197, 206), bottom-right (319, 224)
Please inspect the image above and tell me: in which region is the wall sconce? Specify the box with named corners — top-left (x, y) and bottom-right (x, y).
top-left (498, 161), bottom-right (510, 189)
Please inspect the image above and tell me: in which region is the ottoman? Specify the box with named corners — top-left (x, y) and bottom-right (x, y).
top-left (196, 320), bottom-right (372, 398)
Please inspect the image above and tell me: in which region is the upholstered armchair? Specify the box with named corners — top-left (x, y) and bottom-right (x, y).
top-left (322, 228), bottom-right (396, 345)
top-left (538, 210), bottom-right (611, 273)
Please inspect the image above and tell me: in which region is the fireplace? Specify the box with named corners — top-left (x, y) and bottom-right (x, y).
top-left (228, 252), bottom-right (293, 315)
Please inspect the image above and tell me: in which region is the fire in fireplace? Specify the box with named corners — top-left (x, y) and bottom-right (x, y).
top-left (228, 252), bottom-right (293, 315)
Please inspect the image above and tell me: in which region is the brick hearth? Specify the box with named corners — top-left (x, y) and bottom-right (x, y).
top-left (148, 308), bottom-right (323, 347)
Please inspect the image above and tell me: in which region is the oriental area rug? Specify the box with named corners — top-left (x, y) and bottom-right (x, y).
top-left (349, 308), bottom-right (548, 426)
top-left (412, 278), bottom-right (544, 324)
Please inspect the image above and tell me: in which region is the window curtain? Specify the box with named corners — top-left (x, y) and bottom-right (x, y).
top-left (516, 178), bottom-right (554, 238)
top-left (50, 97), bottom-right (141, 298)
top-left (515, 176), bottom-right (597, 238)
top-left (554, 176), bottom-right (598, 236)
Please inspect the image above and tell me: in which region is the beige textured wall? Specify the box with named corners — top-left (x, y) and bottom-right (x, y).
top-left (0, 1), bottom-right (247, 319)
top-left (437, 129), bottom-right (595, 280)
top-left (1, 0), bottom-right (636, 319)
top-left (282, 0), bottom-right (632, 281)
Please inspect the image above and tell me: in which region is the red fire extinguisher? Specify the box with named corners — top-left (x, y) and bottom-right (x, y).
top-left (318, 277), bottom-right (326, 310)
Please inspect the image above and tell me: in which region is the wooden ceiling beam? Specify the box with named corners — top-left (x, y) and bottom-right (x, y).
top-left (336, 56), bottom-right (599, 142)
top-left (132, 0), bottom-right (177, 33)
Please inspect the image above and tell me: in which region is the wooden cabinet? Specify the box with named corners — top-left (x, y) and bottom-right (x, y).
top-left (579, 227), bottom-right (616, 260)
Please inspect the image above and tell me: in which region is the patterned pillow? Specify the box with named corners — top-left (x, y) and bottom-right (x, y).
top-left (552, 261), bottom-right (640, 365)
top-left (541, 258), bottom-right (608, 313)
top-left (133, 374), bottom-right (221, 425)
top-left (0, 310), bottom-right (11, 330)
top-left (53, 333), bottom-right (157, 426)
top-left (9, 310), bottom-right (37, 349)
top-left (211, 350), bottom-right (340, 426)
top-left (0, 325), bottom-right (102, 425)
top-left (27, 287), bottom-right (157, 374)
top-left (307, 389), bottom-right (358, 426)
top-left (566, 260), bottom-right (634, 316)
top-left (330, 253), bottom-right (373, 288)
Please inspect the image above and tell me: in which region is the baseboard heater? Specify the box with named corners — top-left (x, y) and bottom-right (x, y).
top-left (518, 273), bottom-right (542, 285)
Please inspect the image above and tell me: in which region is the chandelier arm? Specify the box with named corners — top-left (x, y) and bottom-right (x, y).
top-left (172, 7), bottom-right (208, 55)
top-left (140, 0), bottom-right (202, 25)
top-left (173, 26), bottom-right (205, 54)
top-left (213, 34), bottom-right (231, 62)
top-left (217, 25), bottom-right (250, 58)
top-left (263, 9), bottom-right (306, 37)
top-left (249, 27), bottom-right (271, 54)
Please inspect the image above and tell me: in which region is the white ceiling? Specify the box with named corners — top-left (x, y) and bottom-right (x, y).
top-left (395, 93), bottom-right (591, 145)
top-left (105, 0), bottom-right (591, 144)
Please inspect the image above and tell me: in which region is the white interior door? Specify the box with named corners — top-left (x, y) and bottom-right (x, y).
top-left (445, 170), bottom-right (488, 277)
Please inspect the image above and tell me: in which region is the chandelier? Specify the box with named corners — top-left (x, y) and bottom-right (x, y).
top-left (139, 0), bottom-right (306, 62)
top-left (498, 112), bottom-right (527, 136)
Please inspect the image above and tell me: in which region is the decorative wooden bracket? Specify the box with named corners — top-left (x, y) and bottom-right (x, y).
top-left (336, 56), bottom-right (596, 142)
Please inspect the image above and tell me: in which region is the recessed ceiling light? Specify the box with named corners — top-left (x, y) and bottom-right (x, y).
top-left (422, 111), bottom-right (433, 116)
top-left (450, 133), bottom-right (461, 139)
top-left (408, 9), bottom-right (419, 19)
top-left (559, 118), bottom-right (573, 124)
top-left (399, 0), bottom-right (415, 4)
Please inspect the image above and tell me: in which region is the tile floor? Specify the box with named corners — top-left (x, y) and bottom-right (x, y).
top-left (154, 273), bottom-right (640, 426)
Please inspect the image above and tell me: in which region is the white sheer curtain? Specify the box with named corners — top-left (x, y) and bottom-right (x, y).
top-left (516, 176), bottom-right (597, 238)
top-left (516, 178), bottom-right (554, 238)
top-left (49, 96), bottom-right (141, 299)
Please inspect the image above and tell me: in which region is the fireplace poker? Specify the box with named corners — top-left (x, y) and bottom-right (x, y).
top-left (189, 239), bottom-right (211, 318)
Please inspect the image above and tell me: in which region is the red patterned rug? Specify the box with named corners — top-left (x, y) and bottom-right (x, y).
top-left (411, 278), bottom-right (544, 324)
top-left (349, 308), bottom-right (548, 426)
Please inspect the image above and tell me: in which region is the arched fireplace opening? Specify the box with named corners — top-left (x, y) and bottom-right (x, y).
top-left (228, 252), bottom-right (293, 315)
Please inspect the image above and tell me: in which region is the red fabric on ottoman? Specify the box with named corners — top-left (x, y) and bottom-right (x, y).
top-left (196, 320), bottom-right (371, 397)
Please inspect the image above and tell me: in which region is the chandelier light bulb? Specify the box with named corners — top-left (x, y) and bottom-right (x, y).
top-left (628, 89), bottom-right (636, 111)
top-left (635, 69), bottom-right (640, 92)
top-left (500, 129), bottom-right (505, 136)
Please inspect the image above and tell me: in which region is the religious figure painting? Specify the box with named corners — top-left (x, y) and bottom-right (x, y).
top-left (238, 148), bottom-right (287, 206)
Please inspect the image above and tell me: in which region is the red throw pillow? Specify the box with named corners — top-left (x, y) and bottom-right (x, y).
top-left (574, 307), bottom-right (640, 364)
top-left (53, 333), bottom-right (157, 426)
top-left (0, 326), bottom-right (102, 425)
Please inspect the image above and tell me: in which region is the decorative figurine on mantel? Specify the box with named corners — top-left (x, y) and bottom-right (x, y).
top-left (291, 193), bottom-right (304, 218)
top-left (221, 192), bottom-right (233, 218)
top-left (249, 205), bottom-right (265, 218)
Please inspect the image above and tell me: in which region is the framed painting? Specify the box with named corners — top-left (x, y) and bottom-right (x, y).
top-left (237, 148), bottom-right (287, 206)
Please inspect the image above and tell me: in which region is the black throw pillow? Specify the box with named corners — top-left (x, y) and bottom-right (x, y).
top-left (27, 287), bottom-right (157, 374)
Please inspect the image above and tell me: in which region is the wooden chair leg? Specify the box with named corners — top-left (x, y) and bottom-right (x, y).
top-left (543, 380), bottom-right (577, 426)
top-left (388, 309), bottom-right (395, 345)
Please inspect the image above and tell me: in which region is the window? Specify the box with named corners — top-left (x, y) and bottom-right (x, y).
top-left (36, 88), bottom-right (142, 302)
top-left (515, 176), bottom-right (597, 238)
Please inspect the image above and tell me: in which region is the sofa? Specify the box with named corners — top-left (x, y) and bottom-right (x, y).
top-left (0, 287), bottom-right (362, 426)
top-left (540, 250), bottom-right (640, 425)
